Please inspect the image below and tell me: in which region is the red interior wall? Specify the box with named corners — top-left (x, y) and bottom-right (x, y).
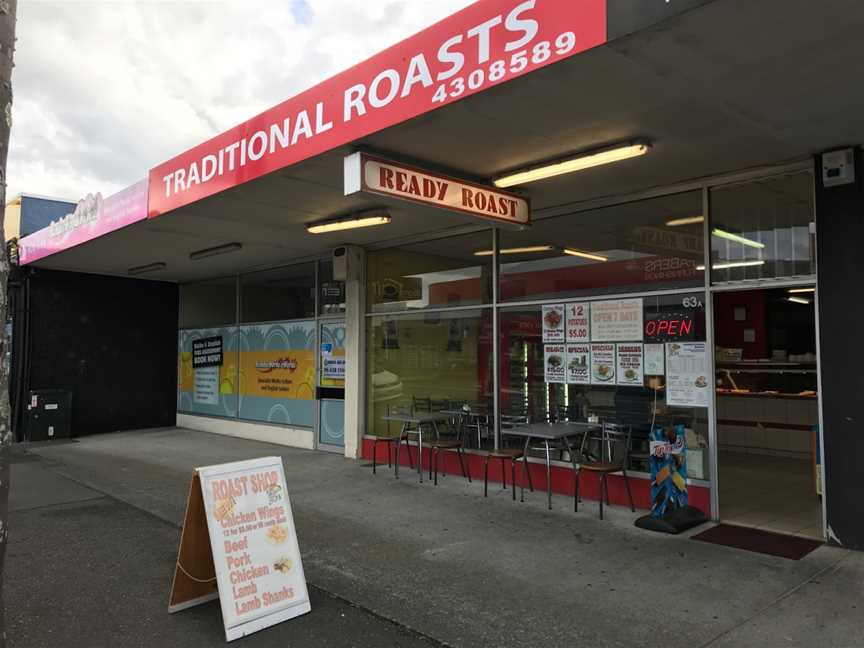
top-left (714, 291), bottom-right (767, 359)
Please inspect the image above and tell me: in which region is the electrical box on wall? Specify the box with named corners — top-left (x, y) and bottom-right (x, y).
top-left (333, 246), bottom-right (347, 280)
top-left (332, 245), bottom-right (363, 282)
top-left (822, 148), bottom-right (856, 187)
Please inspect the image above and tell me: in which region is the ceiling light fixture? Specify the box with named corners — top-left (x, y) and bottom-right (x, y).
top-left (307, 212), bottom-right (391, 234)
top-left (696, 260), bottom-right (766, 271)
top-left (563, 248), bottom-right (608, 262)
top-left (787, 297), bottom-right (811, 305)
top-left (473, 246), bottom-right (553, 257)
top-left (190, 242), bottom-right (243, 261)
top-left (712, 228), bottom-right (765, 249)
top-left (666, 215), bottom-right (705, 227)
top-left (493, 140), bottom-right (651, 188)
top-left (788, 287), bottom-right (816, 294)
top-left (127, 262), bottom-right (166, 276)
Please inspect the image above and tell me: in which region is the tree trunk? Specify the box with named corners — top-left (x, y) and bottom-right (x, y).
top-left (0, 1), bottom-right (18, 646)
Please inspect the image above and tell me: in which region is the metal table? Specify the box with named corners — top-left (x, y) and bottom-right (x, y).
top-left (382, 412), bottom-right (451, 482)
top-left (503, 421), bottom-right (601, 510)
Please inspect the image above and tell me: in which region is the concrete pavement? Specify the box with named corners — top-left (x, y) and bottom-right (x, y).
top-left (6, 428), bottom-right (864, 647)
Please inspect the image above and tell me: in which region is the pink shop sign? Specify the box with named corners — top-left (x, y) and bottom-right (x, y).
top-left (19, 179), bottom-right (148, 265)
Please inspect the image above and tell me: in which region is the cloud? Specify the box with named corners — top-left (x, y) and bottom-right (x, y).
top-left (8, 0), bottom-right (473, 201)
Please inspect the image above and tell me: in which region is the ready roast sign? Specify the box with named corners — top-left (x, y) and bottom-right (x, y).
top-left (345, 152), bottom-right (530, 227)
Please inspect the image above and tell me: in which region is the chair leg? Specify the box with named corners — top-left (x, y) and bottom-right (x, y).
top-left (523, 454), bottom-right (534, 492)
top-left (484, 456), bottom-right (489, 497)
top-left (433, 450), bottom-right (439, 486)
top-left (511, 459), bottom-right (516, 501)
top-left (501, 457), bottom-right (507, 490)
top-left (394, 438), bottom-right (401, 479)
top-left (457, 448), bottom-right (471, 482)
top-left (599, 474), bottom-right (605, 520)
top-left (574, 468), bottom-right (579, 512)
top-left (373, 440), bottom-right (378, 474)
top-left (622, 469), bottom-right (636, 512)
top-left (605, 476), bottom-right (611, 506)
top-left (387, 441), bottom-right (392, 468)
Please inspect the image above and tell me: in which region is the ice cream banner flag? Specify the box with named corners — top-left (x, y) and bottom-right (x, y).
top-left (649, 424), bottom-right (689, 518)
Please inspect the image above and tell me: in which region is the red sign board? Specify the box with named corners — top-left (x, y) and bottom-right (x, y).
top-left (148, 0), bottom-right (607, 218)
top-left (345, 153), bottom-right (530, 226)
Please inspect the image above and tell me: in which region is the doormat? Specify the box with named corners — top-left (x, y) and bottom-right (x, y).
top-left (692, 524), bottom-right (822, 560)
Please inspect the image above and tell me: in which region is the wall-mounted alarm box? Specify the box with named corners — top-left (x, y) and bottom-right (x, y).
top-left (822, 148), bottom-right (856, 187)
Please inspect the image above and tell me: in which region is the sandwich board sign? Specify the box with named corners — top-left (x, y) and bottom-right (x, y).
top-left (168, 457), bottom-right (311, 641)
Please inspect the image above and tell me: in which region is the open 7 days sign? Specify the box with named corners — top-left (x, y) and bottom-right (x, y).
top-left (345, 153), bottom-right (530, 226)
top-left (168, 457), bottom-right (310, 642)
top-left (148, 0), bottom-right (606, 217)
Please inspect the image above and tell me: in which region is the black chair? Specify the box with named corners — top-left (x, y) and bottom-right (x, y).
top-left (575, 422), bottom-right (636, 519)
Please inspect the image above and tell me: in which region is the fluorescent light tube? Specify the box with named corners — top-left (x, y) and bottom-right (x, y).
top-left (788, 287), bottom-right (815, 294)
top-left (666, 216), bottom-right (705, 227)
top-left (787, 297), bottom-right (811, 305)
top-left (307, 213), bottom-right (391, 234)
top-left (712, 228), bottom-right (765, 249)
top-left (493, 141), bottom-right (650, 188)
top-left (189, 243), bottom-right (242, 261)
top-left (473, 246), bottom-right (552, 257)
top-left (128, 262), bottom-right (166, 276)
top-left (563, 248), bottom-right (608, 262)
top-left (696, 260), bottom-right (766, 271)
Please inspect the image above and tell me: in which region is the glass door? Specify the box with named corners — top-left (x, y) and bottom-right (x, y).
top-left (317, 319), bottom-right (346, 449)
top-left (713, 286), bottom-right (822, 538)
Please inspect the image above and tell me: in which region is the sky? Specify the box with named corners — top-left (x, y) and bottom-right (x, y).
top-left (8, 0), bottom-right (474, 202)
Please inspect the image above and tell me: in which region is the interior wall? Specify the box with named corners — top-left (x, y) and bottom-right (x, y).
top-left (815, 148), bottom-right (864, 550)
top-left (21, 268), bottom-right (179, 437)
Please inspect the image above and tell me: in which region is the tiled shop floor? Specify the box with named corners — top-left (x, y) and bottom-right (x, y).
top-left (718, 451), bottom-right (823, 539)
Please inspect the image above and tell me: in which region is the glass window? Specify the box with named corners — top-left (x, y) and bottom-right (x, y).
top-left (241, 263), bottom-right (315, 323)
top-left (178, 326), bottom-right (239, 418)
top-left (180, 277), bottom-right (237, 328)
top-left (710, 172), bottom-right (815, 282)
top-left (320, 320), bottom-right (346, 388)
top-left (499, 191), bottom-right (704, 303)
top-left (237, 320), bottom-right (316, 427)
top-left (366, 231), bottom-right (493, 312)
top-left (498, 293), bottom-right (710, 479)
top-left (319, 260), bottom-right (346, 316)
top-left (366, 309), bottom-right (493, 439)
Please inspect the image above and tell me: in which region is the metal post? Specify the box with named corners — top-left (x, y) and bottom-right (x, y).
top-left (492, 227), bottom-right (500, 451)
top-left (703, 186), bottom-right (721, 521)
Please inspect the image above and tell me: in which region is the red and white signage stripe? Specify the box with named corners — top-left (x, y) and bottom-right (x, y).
top-left (148, 0), bottom-right (607, 218)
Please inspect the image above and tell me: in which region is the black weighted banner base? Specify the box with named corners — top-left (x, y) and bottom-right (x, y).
top-left (635, 506), bottom-right (708, 535)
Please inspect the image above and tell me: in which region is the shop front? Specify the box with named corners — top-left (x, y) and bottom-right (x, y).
top-left (360, 165), bottom-right (821, 533)
top-left (15, 0), bottom-right (864, 547)
top-left (176, 261), bottom-right (348, 451)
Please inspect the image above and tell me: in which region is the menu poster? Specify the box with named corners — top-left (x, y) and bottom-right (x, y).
top-left (170, 457), bottom-right (311, 641)
top-left (590, 298), bottom-right (643, 342)
top-left (565, 302), bottom-right (590, 341)
top-left (644, 343), bottom-right (665, 376)
top-left (590, 343), bottom-right (616, 385)
top-left (666, 342), bottom-right (710, 407)
top-left (565, 344), bottom-right (591, 385)
top-left (541, 304), bottom-right (566, 343)
top-left (616, 344), bottom-right (644, 386)
top-left (544, 344), bottom-right (566, 384)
